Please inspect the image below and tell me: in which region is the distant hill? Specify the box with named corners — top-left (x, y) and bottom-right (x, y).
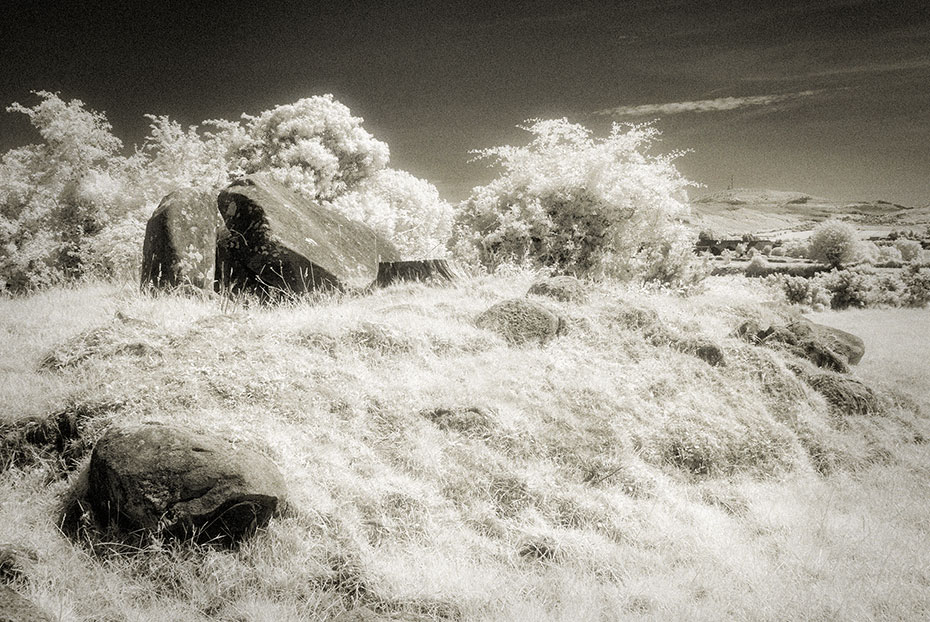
top-left (687, 188), bottom-right (930, 238)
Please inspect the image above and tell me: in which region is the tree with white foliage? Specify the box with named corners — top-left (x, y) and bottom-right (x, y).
top-left (808, 220), bottom-right (860, 268)
top-left (328, 168), bottom-right (453, 258)
top-left (238, 95), bottom-right (390, 202)
top-left (1, 91), bottom-right (125, 289)
top-left (456, 118), bottom-right (698, 285)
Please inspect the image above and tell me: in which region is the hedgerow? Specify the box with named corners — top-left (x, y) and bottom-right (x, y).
top-left (772, 265), bottom-right (930, 310)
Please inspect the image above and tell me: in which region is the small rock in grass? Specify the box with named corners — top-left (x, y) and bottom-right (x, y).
top-left (790, 340), bottom-right (850, 373)
top-left (38, 314), bottom-right (160, 371)
top-left (0, 545), bottom-right (38, 584)
top-left (421, 407), bottom-right (495, 436)
top-left (673, 338), bottom-right (725, 367)
top-left (805, 374), bottom-right (883, 417)
top-left (519, 537), bottom-right (560, 561)
top-left (736, 316), bottom-right (864, 371)
top-left (0, 584), bottom-right (53, 622)
top-left (792, 318), bottom-right (864, 365)
top-left (613, 305), bottom-right (661, 331)
top-left (527, 276), bottom-right (587, 302)
top-left (82, 422), bottom-right (286, 545)
top-left (734, 319), bottom-right (766, 343)
top-left (0, 401), bottom-right (109, 476)
top-left (476, 299), bottom-right (565, 345)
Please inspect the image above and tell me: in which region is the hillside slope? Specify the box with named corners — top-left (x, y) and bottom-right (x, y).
top-left (688, 188), bottom-right (930, 238)
top-left (1, 274), bottom-right (928, 621)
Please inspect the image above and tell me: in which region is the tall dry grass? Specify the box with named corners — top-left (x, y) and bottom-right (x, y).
top-left (0, 272), bottom-right (927, 621)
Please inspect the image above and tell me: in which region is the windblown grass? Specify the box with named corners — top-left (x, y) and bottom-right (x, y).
top-left (0, 272), bottom-right (927, 621)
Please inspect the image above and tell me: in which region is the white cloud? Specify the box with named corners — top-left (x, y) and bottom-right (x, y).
top-left (597, 90), bottom-right (819, 117)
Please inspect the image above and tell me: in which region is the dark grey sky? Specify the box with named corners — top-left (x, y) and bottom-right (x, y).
top-left (2, 1), bottom-right (928, 205)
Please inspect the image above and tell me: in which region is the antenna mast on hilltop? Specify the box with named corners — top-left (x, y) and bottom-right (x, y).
top-left (727, 174), bottom-right (734, 191)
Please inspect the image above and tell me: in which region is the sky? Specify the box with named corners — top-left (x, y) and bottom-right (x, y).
top-left (2, 0), bottom-right (929, 206)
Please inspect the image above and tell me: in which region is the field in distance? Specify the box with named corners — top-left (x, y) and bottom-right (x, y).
top-left (688, 188), bottom-right (930, 239)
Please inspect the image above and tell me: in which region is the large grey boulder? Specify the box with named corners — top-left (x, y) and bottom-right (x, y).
top-left (217, 174), bottom-right (399, 295)
top-left (86, 422), bottom-right (286, 544)
top-left (141, 188), bottom-right (223, 290)
top-left (476, 298), bottom-right (565, 345)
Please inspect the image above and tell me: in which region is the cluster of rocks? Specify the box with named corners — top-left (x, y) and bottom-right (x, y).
top-left (736, 315), bottom-right (877, 415)
top-left (141, 173), bottom-right (453, 298)
top-left (479, 276), bottom-right (729, 368)
top-left (736, 316), bottom-right (865, 373)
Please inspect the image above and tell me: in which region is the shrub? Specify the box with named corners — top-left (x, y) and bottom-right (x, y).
top-left (902, 265), bottom-right (930, 307)
top-left (778, 264), bottom-right (930, 310)
top-left (807, 220), bottom-right (860, 268)
top-left (894, 239), bottom-right (923, 263)
top-left (859, 242), bottom-right (903, 267)
top-left (770, 246), bottom-right (785, 257)
top-left (782, 238), bottom-right (809, 259)
top-left (819, 268), bottom-right (874, 309)
top-left (744, 254), bottom-right (769, 277)
top-left (456, 119), bottom-right (698, 286)
top-left (777, 274), bottom-right (831, 308)
top-left (869, 272), bottom-right (906, 306)
top-left (0, 92), bottom-right (127, 290)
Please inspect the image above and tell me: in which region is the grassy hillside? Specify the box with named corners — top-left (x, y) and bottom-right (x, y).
top-left (689, 188), bottom-right (930, 238)
top-left (1, 273), bottom-right (928, 621)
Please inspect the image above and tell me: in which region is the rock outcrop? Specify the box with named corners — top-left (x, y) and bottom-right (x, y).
top-left (216, 174), bottom-right (398, 295)
top-left (736, 316), bottom-right (864, 371)
top-left (476, 299), bottom-right (565, 345)
top-left (84, 422), bottom-right (286, 544)
top-left (791, 318), bottom-right (865, 365)
top-left (141, 188), bottom-right (224, 290)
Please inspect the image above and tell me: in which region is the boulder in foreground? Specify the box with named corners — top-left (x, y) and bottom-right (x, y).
top-left (85, 422), bottom-right (286, 545)
top-left (217, 174), bottom-right (399, 295)
top-left (141, 188), bottom-right (223, 290)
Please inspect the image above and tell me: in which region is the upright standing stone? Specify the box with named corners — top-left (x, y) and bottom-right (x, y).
top-left (217, 174), bottom-right (399, 295)
top-left (141, 188), bottom-right (223, 290)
